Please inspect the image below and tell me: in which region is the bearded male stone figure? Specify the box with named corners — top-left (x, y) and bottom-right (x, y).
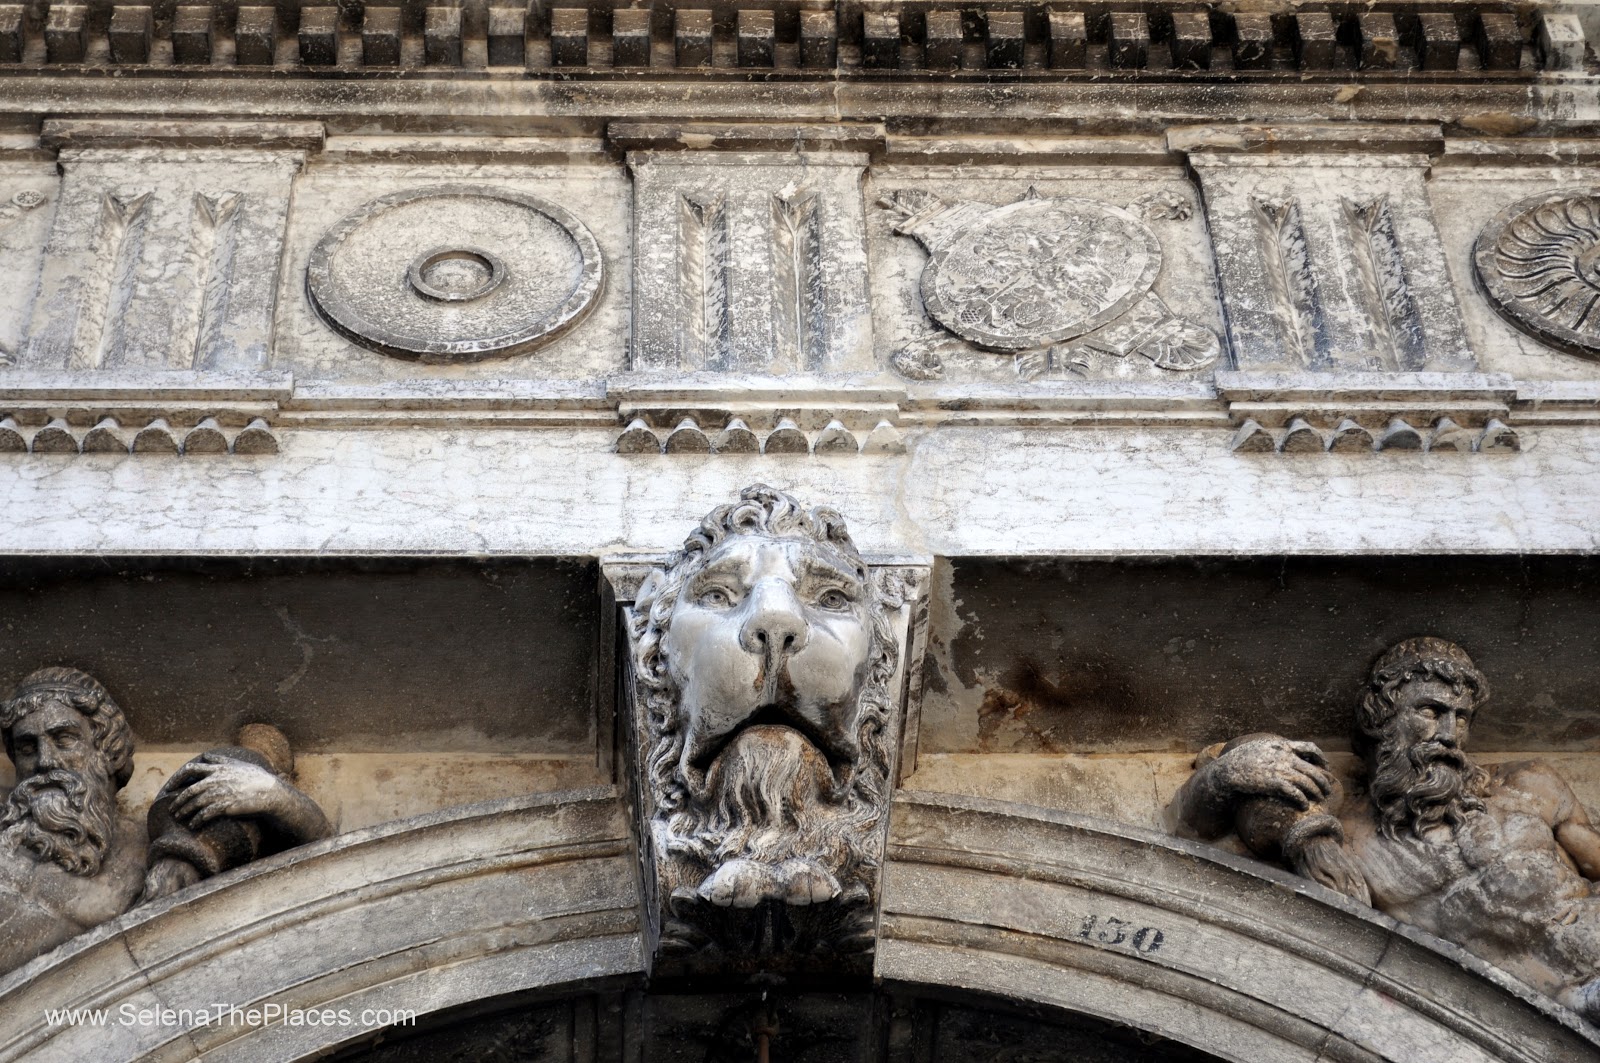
top-left (1175, 637), bottom-right (1600, 1020)
top-left (628, 485), bottom-right (906, 969)
top-left (0, 667), bottom-right (330, 975)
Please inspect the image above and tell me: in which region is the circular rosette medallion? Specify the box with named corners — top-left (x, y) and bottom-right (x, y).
top-left (307, 185), bottom-right (603, 362)
top-left (920, 197), bottom-right (1162, 350)
top-left (1475, 188), bottom-right (1600, 359)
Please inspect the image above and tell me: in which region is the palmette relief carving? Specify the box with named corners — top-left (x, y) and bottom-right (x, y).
top-left (881, 188), bottom-right (1219, 380)
top-left (1475, 188), bottom-right (1600, 360)
top-left (1174, 638), bottom-right (1600, 1021)
top-left (73, 192), bottom-right (153, 372)
top-left (627, 486), bottom-right (912, 972)
top-left (0, 190), bottom-right (48, 366)
top-left (184, 191), bottom-right (244, 370)
top-left (1343, 195), bottom-right (1425, 371)
top-left (676, 194), bottom-right (732, 370)
top-left (0, 668), bottom-right (331, 974)
top-left (770, 189), bottom-right (825, 369)
top-left (1251, 195), bottom-right (1327, 369)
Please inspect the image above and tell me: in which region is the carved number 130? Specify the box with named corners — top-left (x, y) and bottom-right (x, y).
top-left (1079, 914), bottom-right (1165, 954)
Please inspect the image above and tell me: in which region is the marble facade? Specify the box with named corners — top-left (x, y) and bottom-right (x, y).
top-left (2, 2), bottom-right (1600, 1059)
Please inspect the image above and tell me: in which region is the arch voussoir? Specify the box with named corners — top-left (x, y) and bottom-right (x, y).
top-left (0, 788), bottom-right (644, 1063)
top-left (878, 791), bottom-right (1600, 1063)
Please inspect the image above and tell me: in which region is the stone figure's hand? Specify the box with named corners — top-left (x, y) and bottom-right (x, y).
top-left (141, 857), bottom-right (202, 903)
top-left (1209, 738), bottom-right (1336, 811)
top-left (167, 754), bottom-right (290, 827)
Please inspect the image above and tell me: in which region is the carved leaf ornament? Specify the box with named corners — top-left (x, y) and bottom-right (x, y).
top-left (1475, 188), bottom-right (1600, 359)
top-left (1251, 195), bottom-right (1324, 368)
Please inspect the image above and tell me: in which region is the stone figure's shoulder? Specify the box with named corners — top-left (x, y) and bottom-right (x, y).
top-left (108, 809), bottom-right (149, 880)
top-left (1331, 781), bottom-right (1382, 838)
top-left (1491, 760), bottom-right (1585, 818)
top-left (1336, 793), bottom-right (1381, 842)
top-left (68, 813), bottom-right (147, 927)
top-left (1493, 758), bottom-right (1569, 786)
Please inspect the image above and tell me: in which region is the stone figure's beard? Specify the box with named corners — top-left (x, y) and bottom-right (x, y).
top-left (689, 724), bottom-right (853, 871)
top-left (1371, 738), bottom-right (1487, 841)
top-left (1, 767), bottom-right (116, 877)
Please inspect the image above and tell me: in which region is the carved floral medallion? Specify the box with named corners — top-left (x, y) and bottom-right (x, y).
top-left (1474, 188), bottom-right (1600, 359)
top-left (307, 185), bottom-right (603, 363)
top-left (883, 188), bottom-right (1220, 376)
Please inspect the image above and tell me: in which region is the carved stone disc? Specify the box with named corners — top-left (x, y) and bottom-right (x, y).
top-left (919, 197), bottom-right (1162, 350)
top-left (1475, 188), bottom-right (1600, 360)
top-left (307, 185), bottom-right (603, 362)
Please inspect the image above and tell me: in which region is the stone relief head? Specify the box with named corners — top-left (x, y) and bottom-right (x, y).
top-left (631, 485), bottom-right (898, 918)
top-left (0, 668), bottom-right (134, 876)
top-left (1358, 638), bottom-right (1492, 840)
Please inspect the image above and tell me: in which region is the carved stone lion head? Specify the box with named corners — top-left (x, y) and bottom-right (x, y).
top-left (631, 485), bottom-right (898, 922)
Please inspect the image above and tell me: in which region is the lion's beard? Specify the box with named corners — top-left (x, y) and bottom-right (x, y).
top-left (1, 767), bottom-right (116, 877)
top-left (1371, 738), bottom-right (1488, 841)
top-left (672, 724), bottom-right (859, 874)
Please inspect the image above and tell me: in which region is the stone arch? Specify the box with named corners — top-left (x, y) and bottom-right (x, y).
top-left (1, 789), bottom-right (1594, 1062)
top-left (0, 788), bottom-right (644, 1063)
top-left (880, 792), bottom-right (1599, 1063)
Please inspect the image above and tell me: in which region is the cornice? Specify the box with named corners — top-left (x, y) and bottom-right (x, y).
top-left (0, 1), bottom-right (1580, 86)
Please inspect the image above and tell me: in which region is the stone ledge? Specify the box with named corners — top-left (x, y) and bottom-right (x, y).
top-left (1217, 371), bottom-right (1518, 428)
top-left (0, 369), bottom-right (294, 401)
top-left (0, 79), bottom-right (1572, 129)
top-left (6, 372), bottom-right (1600, 438)
top-left (40, 117), bottom-right (324, 150)
top-left (1169, 121), bottom-right (1446, 156)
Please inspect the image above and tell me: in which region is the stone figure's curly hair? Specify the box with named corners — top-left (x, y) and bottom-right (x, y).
top-left (1357, 637), bottom-right (1490, 743)
top-left (0, 667), bottom-right (135, 790)
top-left (631, 485), bottom-right (898, 857)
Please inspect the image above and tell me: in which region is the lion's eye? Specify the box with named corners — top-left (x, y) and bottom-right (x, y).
top-left (817, 589), bottom-right (851, 611)
top-left (698, 587), bottom-right (732, 608)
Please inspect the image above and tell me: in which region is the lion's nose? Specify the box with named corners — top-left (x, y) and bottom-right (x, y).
top-left (739, 579), bottom-right (810, 660)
